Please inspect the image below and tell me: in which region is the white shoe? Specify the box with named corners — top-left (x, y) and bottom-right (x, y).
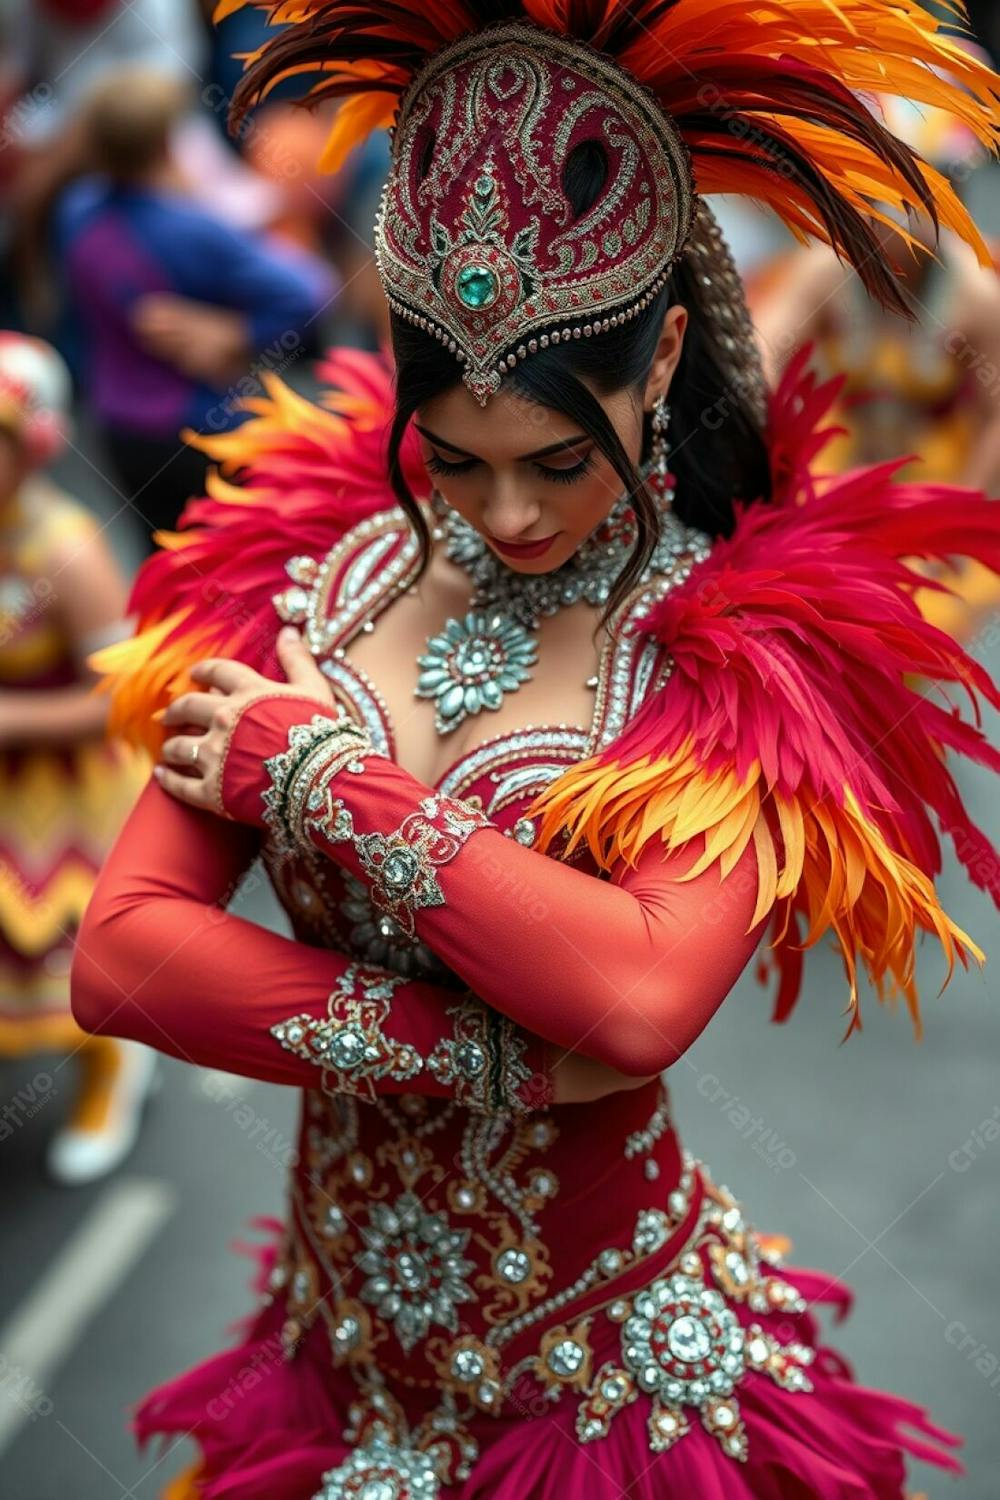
top-left (46, 1042), bottom-right (159, 1186)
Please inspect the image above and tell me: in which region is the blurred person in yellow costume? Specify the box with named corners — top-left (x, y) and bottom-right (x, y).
top-left (754, 83), bottom-right (1000, 643)
top-left (0, 333), bottom-right (154, 1184)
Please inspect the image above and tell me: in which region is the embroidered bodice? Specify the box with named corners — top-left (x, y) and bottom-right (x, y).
top-left (254, 506), bottom-right (811, 1468)
top-left (265, 504), bottom-right (678, 979)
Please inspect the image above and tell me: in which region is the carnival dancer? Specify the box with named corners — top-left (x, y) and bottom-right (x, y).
top-left (0, 332), bottom-right (153, 1184)
top-left (73, 3), bottom-right (1000, 1496)
top-left (753, 76), bottom-right (1000, 645)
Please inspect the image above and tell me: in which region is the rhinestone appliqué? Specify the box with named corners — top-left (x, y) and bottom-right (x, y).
top-left (575, 1178), bottom-right (816, 1462)
top-left (358, 1193), bottom-right (476, 1353)
top-left (312, 1435), bottom-right (440, 1499)
top-left (354, 795), bottom-right (491, 937)
top-left (623, 1271), bottom-right (745, 1401)
top-left (270, 964), bottom-right (418, 1100)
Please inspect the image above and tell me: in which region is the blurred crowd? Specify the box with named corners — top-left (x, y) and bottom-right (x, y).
top-left (0, 0), bottom-right (998, 1188)
top-left (0, 0), bottom-right (398, 1187)
top-left (1, 0), bottom-right (393, 549)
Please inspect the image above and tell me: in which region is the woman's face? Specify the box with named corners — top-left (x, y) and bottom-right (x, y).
top-left (414, 305), bottom-right (686, 574)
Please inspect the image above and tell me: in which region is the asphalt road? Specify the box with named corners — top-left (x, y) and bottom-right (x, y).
top-left (1, 400), bottom-right (998, 1500)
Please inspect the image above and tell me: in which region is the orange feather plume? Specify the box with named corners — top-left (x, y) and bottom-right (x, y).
top-left (216, 0), bottom-right (1000, 308)
top-left (528, 351), bottom-right (1000, 1036)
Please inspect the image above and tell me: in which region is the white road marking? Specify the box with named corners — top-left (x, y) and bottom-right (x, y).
top-left (0, 1177), bottom-right (176, 1452)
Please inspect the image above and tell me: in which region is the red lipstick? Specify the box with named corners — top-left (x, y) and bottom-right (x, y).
top-left (488, 532), bottom-right (559, 559)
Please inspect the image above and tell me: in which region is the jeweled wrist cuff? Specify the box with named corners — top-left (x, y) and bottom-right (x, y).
top-left (270, 963), bottom-right (418, 1099)
top-left (261, 712), bottom-right (372, 852)
top-left (270, 971), bottom-right (545, 1114)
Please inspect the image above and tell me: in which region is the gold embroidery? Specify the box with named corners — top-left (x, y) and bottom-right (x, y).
top-left (426, 995), bottom-right (537, 1115)
top-left (270, 964), bottom-right (419, 1099)
top-left (261, 712), bottom-right (372, 857)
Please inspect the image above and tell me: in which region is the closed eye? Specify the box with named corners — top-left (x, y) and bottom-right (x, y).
top-left (425, 451), bottom-right (595, 484)
top-left (424, 452), bottom-right (476, 477)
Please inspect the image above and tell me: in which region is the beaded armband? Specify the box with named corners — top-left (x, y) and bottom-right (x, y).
top-left (270, 963), bottom-right (419, 1099)
top-left (427, 995), bottom-right (541, 1115)
top-left (354, 794), bottom-right (492, 938)
top-left (261, 712), bottom-right (372, 854)
top-left (271, 973), bottom-right (542, 1114)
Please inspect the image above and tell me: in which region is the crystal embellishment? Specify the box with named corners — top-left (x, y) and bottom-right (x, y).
top-left (496, 1247), bottom-right (532, 1284)
top-left (623, 1273), bottom-right (745, 1400)
top-left (358, 1192), bottom-right (475, 1353)
top-left (354, 794), bottom-right (491, 936)
top-left (426, 996), bottom-right (534, 1115)
top-left (548, 1338), bottom-right (586, 1377)
top-left (312, 1434), bottom-right (440, 1499)
top-left (456, 264), bottom-right (498, 308)
top-left (415, 611), bottom-right (537, 734)
top-left (414, 487), bottom-right (711, 738)
top-left (590, 1262), bottom-right (814, 1462)
top-left (270, 963), bottom-right (419, 1100)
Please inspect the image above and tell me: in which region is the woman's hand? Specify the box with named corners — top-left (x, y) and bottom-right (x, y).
top-left (153, 627), bottom-right (335, 815)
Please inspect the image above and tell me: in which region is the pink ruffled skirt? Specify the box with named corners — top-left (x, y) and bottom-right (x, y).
top-left (134, 1218), bottom-right (962, 1500)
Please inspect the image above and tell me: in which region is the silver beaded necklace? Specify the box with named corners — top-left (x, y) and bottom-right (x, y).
top-left (415, 445), bottom-right (697, 735)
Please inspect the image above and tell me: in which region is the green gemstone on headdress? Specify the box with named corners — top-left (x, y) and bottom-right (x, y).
top-left (457, 265), bottom-right (498, 308)
top-left (476, 175), bottom-right (494, 195)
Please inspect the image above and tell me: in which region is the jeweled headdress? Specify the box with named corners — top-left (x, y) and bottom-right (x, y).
top-left (220, 0), bottom-right (1000, 405)
top-left (372, 23), bottom-right (695, 404)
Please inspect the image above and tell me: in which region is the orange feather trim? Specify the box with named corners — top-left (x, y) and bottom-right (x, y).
top-left (528, 349), bottom-right (1000, 1035)
top-left (88, 612), bottom-right (224, 760)
top-left (86, 349), bottom-right (427, 760)
top-left (528, 750), bottom-right (982, 1039)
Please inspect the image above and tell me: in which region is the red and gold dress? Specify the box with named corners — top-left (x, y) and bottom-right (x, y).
top-left (73, 349), bottom-right (1000, 1499)
top-left (0, 480), bottom-right (146, 1054)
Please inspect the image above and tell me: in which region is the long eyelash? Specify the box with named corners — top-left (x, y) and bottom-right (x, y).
top-left (425, 452), bottom-right (595, 484)
top-left (425, 453), bottom-right (476, 476)
top-left (536, 454), bottom-right (595, 484)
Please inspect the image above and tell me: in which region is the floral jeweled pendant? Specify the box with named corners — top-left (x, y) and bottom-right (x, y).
top-left (415, 610), bottom-right (537, 735)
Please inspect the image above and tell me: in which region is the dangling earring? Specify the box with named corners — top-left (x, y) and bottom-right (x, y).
top-left (429, 485), bottom-right (451, 537)
top-left (643, 392), bottom-right (672, 503)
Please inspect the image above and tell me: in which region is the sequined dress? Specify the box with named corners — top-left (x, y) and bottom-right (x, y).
top-left (73, 501), bottom-right (967, 1500)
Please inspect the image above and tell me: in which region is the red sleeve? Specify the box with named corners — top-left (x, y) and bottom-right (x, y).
top-left (70, 777), bottom-right (552, 1113)
top-left (221, 696), bottom-right (769, 1075)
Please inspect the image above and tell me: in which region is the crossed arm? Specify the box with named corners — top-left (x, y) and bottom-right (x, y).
top-left (72, 687), bottom-right (765, 1112)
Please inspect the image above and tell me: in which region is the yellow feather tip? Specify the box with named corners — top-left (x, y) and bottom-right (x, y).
top-left (530, 753), bottom-right (986, 1033)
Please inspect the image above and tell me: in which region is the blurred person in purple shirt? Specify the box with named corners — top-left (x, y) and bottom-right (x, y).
top-left (52, 69), bottom-right (338, 551)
